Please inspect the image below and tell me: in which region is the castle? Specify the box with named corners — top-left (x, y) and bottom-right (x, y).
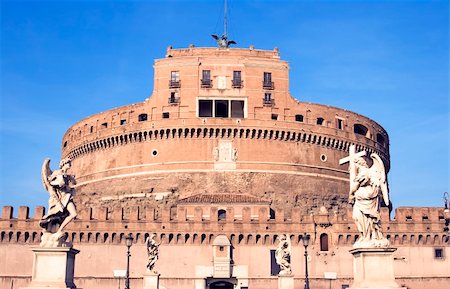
top-left (0, 45), bottom-right (448, 289)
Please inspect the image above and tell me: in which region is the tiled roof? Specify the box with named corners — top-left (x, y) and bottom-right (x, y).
top-left (178, 193), bottom-right (270, 204)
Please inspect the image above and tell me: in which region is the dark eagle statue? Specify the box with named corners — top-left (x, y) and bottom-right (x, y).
top-left (211, 34), bottom-right (236, 48)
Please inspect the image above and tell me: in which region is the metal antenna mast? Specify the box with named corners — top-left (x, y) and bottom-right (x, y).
top-left (211, 0), bottom-right (236, 48)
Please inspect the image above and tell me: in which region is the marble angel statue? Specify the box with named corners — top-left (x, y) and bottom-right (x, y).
top-left (349, 153), bottom-right (390, 248)
top-left (39, 158), bottom-right (78, 247)
top-left (275, 234), bottom-right (292, 275)
top-left (145, 233), bottom-right (160, 272)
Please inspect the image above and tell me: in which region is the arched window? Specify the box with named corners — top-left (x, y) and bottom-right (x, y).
top-left (218, 209), bottom-right (227, 221)
top-left (354, 124), bottom-right (368, 136)
top-left (320, 233), bottom-right (329, 251)
top-left (376, 133), bottom-right (386, 146)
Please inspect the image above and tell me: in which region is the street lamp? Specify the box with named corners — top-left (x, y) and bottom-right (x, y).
top-left (302, 233), bottom-right (310, 289)
top-left (444, 192), bottom-right (449, 242)
top-left (125, 233), bottom-right (134, 289)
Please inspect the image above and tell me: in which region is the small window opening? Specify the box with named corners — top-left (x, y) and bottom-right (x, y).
top-left (218, 209), bottom-right (227, 221)
top-left (271, 114), bottom-right (278, 120)
top-left (406, 216), bottom-right (413, 221)
top-left (317, 117), bottom-right (324, 125)
top-left (320, 233), bottom-right (329, 251)
top-left (219, 246), bottom-right (224, 251)
top-left (269, 208), bottom-right (276, 220)
top-left (138, 114), bottom-right (148, 122)
top-left (295, 114), bottom-right (304, 122)
top-left (231, 100), bottom-right (244, 118)
top-left (169, 91), bottom-right (179, 104)
top-left (422, 216), bottom-right (429, 221)
top-left (90, 126), bottom-right (94, 133)
top-left (354, 124), bottom-right (369, 136)
top-left (264, 93), bottom-right (273, 105)
top-left (336, 118), bottom-right (344, 130)
top-left (101, 122), bottom-right (108, 129)
top-left (434, 248), bottom-right (444, 259)
top-left (162, 112), bottom-right (170, 119)
top-left (169, 71), bottom-right (180, 88)
top-left (232, 70), bottom-right (242, 88)
top-left (152, 149), bottom-right (158, 156)
top-left (201, 70), bottom-right (212, 88)
top-left (120, 119), bottom-right (127, 125)
top-left (263, 72), bottom-right (274, 89)
top-left (377, 133), bottom-right (386, 146)
top-left (63, 141), bottom-right (67, 148)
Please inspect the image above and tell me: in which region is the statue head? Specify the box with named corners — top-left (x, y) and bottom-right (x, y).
top-left (59, 158), bottom-right (72, 170)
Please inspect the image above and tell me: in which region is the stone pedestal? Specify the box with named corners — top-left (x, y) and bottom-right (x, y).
top-left (22, 247), bottom-right (79, 289)
top-left (143, 271), bottom-right (160, 289)
top-left (349, 248), bottom-right (405, 289)
top-left (278, 275), bottom-right (294, 289)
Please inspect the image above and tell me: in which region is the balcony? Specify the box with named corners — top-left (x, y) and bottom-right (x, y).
top-left (263, 98), bottom-right (275, 106)
top-left (168, 97), bottom-right (180, 104)
top-left (169, 80), bottom-right (181, 88)
top-left (263, 81), bottom-right (274, 90)
top-left (201, 79), bottom-right (213, 88)
top-left (232, 79), bottom-right (243, 88)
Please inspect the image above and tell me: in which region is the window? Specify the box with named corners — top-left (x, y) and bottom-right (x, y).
top-left (162, 112), bottom-right (170, 119)
top-left (199, 100), bottom-right (213, 117)
top-left (295, 114), bottom-right (304, 122)
top-left (219, 246), bottom-right (224, 251)
top-left (269, 208), bottom-right (276, 220)
top-left (169, 71), bottom-right (180, 88)
top-left (218, 209), bottom-right (227, 221)
top-left (336, 118), bottom-right (344, 130)
top-left (101, 122), bottom-right (108, 128)
top-left (90, 126), bottom-right (94, 133)
top-left (215, 100), bottom-right (229, 118)
top-left (63, 141), bottom-right (67, 148)
top-left (434, 248), bottom-right (444, 259)
top-left (120, 119), bottom-right (127, 125)
top-left (138, 114), bottom-right (148, 122)
top-left (270, 250), bottom-right (281, 276)
top-left (231, 100), bottom-right (244, 118)
top-left (232, 71), bottom-right (242, 88)
top-left (377, 133), bottom-right (386, 146)
top-left (263, 72), bottom-right (274, 89)
top-left (320, 233), bottom-right (329, 251)
top-left (317, 117), bottom-right (324, 125)
top-left (169, 92), bottom-right (180, 104)
top-left (354, 124), bottom-right (369, 136)
top-left (263, 93), bottom-right (273, 105)
top-left (198, 99), bottom-right (246, 118)
top-left (271, 114), bottom-right (278, 120)
top-left (201, 70), bottom-right (212, 88)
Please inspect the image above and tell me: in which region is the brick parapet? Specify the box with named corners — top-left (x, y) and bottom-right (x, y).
top-left (1, 205), bottom-right (447, 247)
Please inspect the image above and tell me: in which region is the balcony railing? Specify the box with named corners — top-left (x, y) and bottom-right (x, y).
top-left (201, 79), bottom-right (213, 88)
top-left (263, 98), bottom-right (274, 106)
top-left (232, 79), bottom-right (243, 88)
top-left (169, 80), bottom-right (181, 88)
top-left (263, 81), bottom-right (274, 90)
top-left (168, 97), bottom-right (180, 104)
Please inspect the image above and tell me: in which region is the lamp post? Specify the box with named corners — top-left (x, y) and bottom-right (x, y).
top-left (302, 233), bottom-right (310, 289)
top-left (125, 233), bottom-right (134, 289)
top-left (444, 192), bottom-right (449, 242)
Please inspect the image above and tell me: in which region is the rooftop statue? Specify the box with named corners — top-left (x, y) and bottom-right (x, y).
top-left (39, 158), bottom-right (78, 247)
top-left (275, 234), bottom-right (292, 276)
top-left (340, 145), bottom-right (390, 248)
top-left (146, 233), bottom-right (160, 273)
top-left (211, 34), bottom-right (236, 48)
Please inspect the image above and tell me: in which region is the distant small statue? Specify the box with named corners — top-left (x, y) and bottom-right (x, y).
top-left (211, 34), bottom-right (236, 48)
top-left (341, 145), bottom-right (390, 248)
top-left (145, 233), bottom-right (160, 272)
top-left (39, 158), bottom-right (78, 247)
top-left (275, 234), bottom-right (291, 276)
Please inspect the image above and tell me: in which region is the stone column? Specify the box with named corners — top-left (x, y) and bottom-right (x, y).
top-left (349, 248), bottom-right (406, 289)
top-left (22, 247), bottom-right (79, 289)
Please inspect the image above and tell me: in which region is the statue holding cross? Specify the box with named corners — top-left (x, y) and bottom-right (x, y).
top-left (340, 145), bottom-right (390, 248)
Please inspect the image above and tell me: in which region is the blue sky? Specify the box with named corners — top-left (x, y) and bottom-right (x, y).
top-left (1, 0), bottom-right (448, 215)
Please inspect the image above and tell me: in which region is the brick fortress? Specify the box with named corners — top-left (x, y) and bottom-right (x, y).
top-left (1, 46), bottom-right (449, 289)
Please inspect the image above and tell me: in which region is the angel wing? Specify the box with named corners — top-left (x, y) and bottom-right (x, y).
top-left (228, 40), bottom-right (237, 45)
top-left (370, 153), bottom-right (389, 206)
top-left (41, 158), bottom-right (54, 194)
top-left (211, 34), bottom-right (219, 41)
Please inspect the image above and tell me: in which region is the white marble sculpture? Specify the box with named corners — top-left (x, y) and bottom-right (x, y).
top-left (39, 158), bottom-right (78, 247)
top-left (145, 233), bottom-right (160, 272)
top-left (340, 145), bottom-right (390, 248)
top-left (275, 234), bottom-right (292, 276)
